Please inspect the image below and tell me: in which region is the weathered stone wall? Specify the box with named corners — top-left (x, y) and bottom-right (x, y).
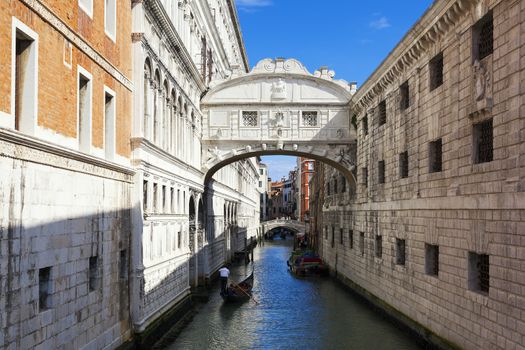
top-left (0, 138), bottom-right (133, 350)
top-left (317, 0), bottom-right (525, 349)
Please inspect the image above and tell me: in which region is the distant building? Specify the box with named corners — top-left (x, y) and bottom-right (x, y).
top-left (296, 158), bottom-right (314, 221)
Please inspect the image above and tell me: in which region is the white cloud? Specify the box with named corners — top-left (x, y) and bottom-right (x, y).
top-left (369, 16), bottom-right (391, 30)
top-left (237, 0), bottom-right (272, 12)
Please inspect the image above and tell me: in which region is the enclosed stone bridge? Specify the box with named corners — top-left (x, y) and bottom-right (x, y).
top-left (201, 58), bottom-right (358, 184)
top-left (261, 219), bottom-right (306, 236)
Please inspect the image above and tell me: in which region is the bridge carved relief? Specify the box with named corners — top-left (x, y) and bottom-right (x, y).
top-left (201, 58), bottom-right (357, 183)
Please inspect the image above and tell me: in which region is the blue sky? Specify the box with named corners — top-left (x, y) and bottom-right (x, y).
top-left (237, 0), bottom-right (433, 180)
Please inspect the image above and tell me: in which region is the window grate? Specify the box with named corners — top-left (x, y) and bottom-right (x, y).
top-left (478, 254), bottom-right (490, 292)
top-left (475, 119), bottom-right (493, 163)
top-left (425, 244), bottom-right (439, 276)
top-left (476, 13), bottom-right (493, 60)
top-left (378, 100), bottom-right (386, 126)
top-left (399, 151), bottom-right (409, 178)
top-left (429, 52), bottom-right (444, 91)
top-left (362, 167), bottom-right (368, 188)
top-left (429, 139), bottom-right (442, 173)
top-left (375, 235), bottom-right (382, 258)
top-left (378, 160), bottom-right (385, 184)
top-left (400, 81), bottom-right (410, 110)
top-left (242, 111), bottom-right (258, 127)
top-left (362, 114), bottom-right (368, 135)
top-left (359, 232), bottom-right (365, 255)
top-left (396, 239), bottom-right (406, 265)
top-left (302, 111), bottom-right (318, 126)
top-left (349, 230), bottom-right (354, 249)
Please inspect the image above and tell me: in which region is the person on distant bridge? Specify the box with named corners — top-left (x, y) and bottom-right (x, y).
top-left (219, 266), bottom-right (230, 293)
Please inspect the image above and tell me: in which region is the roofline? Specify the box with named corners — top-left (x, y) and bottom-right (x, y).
top-left (226, 0), bottom-right (250, 72)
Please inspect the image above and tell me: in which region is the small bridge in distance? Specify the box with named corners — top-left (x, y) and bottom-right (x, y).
top-left (260, 219), bottom-right (306, 237)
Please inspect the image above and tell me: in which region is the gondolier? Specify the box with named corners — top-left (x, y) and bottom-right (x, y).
top-left (218, 266), bottom-right (230, 293)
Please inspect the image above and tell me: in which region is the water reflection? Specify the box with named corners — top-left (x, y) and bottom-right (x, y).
top-left (166, 237), bottom-right (423, 350)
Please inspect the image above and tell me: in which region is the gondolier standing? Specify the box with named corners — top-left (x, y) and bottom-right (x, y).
top-left (219, 266), bottom-right (230, 293)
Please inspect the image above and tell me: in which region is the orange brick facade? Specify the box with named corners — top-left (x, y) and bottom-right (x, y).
top-left (0, 0), bottom-right (132, 157)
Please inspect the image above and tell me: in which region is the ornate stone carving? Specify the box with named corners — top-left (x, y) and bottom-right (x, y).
top-left (271, 79), bottom-right (287, 100)
top-left (469, 58), bottom-right (493, 117)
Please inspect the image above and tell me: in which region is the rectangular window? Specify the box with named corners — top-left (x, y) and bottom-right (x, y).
top-left (39, 266), bottom-right (51, 311)
top-left (104, 88), bottom-right (116, 160)
top-left (340, 229), bottom-right (344, 245)
top-left (429, 139), bottom-right (443, 173)
top-left (302, 111), bottom-right (318, 126)
top-left (171, 188), bottom-right (175, 213)
top-left (242, 111), bottom-right (258, 127)
top-left (362, 167), bottom-right (368, 188)
top-left (259, 181), bottom-right (263, 187)
top-left (396, 238), bottom-right (406, 266)
top-left (400, 81), bottom-right (410, 110)
top-left (79, 0), bottom-right (93, 17)
top-left (143, 180), bottom-right (148, 213)
top-left (425, 244), bottom-right (439, 276)
top-left (468, 252), bottom-right (489, 293)
top-left (378, 160), bottom-right (385, 184)
top-left (359, 232), bottom-right (365, 255)
top-left (473, 119), bottom-right (493, 164)
top-left (153, 183), bottom-right (158, 213)
top-left (177, 189), bottom-right (180, 213)
top-left (331, 227), bottom-right (335, 248)
top-left (178, 231), bottom-right (182, 248)
top-left (325, 226), bottom-right (328, 240)
top-left (375, 235), bottom-right (382, 258)
top-left (378, 100), bottom-right (386, 126)
top-left (399, 151), bottom-right (409, 178)
top-left (429, 52), bottom-right (444, 91)
top-left (362, 114), bottom-right (368, 136)
top-left (78, 67), bottom-right (92, 153)
top-left (260, 169), bottom-right (264, 175)
top-left (349, 230), bottom-right (354, 249)
top-left (119, 250), bottom-right (127, 280)
top-left (472, 12), bottom-right (493, 61)
top-left (162, 185), bottom-right (167, 213)
top-left (104, 0), bottom-right (116, 41)
top-left (13, 22), bottom-right (38, 135)
top-left (89, 256), bottom-right (99, 291)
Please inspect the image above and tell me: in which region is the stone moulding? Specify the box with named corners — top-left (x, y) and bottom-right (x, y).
top-left (0, 128), bottom-right (134, 183)
top-left (19, 0), bottom-right (133, 91)
top-left (352, 0), bottom-right (478, 114)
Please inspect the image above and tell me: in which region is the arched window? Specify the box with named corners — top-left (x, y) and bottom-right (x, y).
top-left (143, 59), bottom-right (152, 139)
top-left (153, 70), bottom-right (161, 144)
top-left (170, 89), bottom-right (177, 154)
top-left (163, 80), bottom-right (169, 150)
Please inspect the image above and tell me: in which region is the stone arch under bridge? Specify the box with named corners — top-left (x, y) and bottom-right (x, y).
top-left (261, 219), bottom-right (306, 236)
top-left (201, 58), bottom-right (357, 184)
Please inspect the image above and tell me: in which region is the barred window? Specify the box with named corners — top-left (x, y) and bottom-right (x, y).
top-left (375, 235), bottom-right (382, 258)
top-left (362, 167), bottom-right (368, 188)
top-left (400, 81), bottom-right (409, 110)
top-left (425, 244), bottom-right (439, 276)
top-left (473, 12), bottom-right (493, 61)
top-left (378, 100), bottom-right (387, 126)
top-left (331, 227), bottom-right (335, 248)
top-left (468, 252), bottom-right (489, 293)
top-left (429, 139), bottom-right (442, 173)
top-left (340, 229), bottom-right (344, 245)
top-left (362, 114), bottom-right (368, 135)
top-left (399, 151), bottom-right (409, 178)
top-left (359, 232), bottom-right (365, 255)
top-left (473, 119), bottom-right (493, 164)
top-left (242, 111), bottom-right (258, 127)
top-left (396, 238), bottom-right (406, 266)
top-left (302, 111), bottom-right (318, 126)
top-left (378, 160), bottom-right (385, 184)
top-left (349, 230), bottom-right (354, 249)
top-left (39, 267), bottom-right (52, 311)
top-left (429, 52), bottom-right (444, 91)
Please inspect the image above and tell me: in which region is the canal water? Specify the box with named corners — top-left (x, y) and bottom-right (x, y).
top-left (166, 237), bottom-right (424, 350)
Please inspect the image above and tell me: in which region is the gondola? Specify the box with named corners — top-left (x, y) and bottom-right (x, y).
top-left (220, 272), bottom-right (254, 302)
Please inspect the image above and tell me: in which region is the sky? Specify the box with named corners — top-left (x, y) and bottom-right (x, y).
top-left (236, 0), bottom-right (433, 180)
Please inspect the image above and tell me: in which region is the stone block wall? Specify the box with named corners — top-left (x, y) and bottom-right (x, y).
top-left (317, 1), bottom-right (525, 349)
top-left (0, 138), bottom-right (133, 350)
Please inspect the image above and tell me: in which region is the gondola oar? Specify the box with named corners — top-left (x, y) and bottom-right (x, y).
top-left (230, 280), bottom-right (259, 305)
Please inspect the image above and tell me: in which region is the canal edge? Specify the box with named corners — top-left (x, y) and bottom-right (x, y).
top-left (331, 269), bottom-right (462, 350)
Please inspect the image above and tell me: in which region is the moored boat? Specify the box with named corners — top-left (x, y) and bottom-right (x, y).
top-left (287, 250), bottom-right (329, 277)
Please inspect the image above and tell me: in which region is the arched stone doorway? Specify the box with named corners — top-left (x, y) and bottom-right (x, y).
top-left (188, 196), bottom-right (197, 287)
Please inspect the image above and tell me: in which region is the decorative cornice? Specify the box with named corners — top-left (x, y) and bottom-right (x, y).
top-left (0, 128), bottom-right (134, 182)
top-left (351, 0), bottom-right (476, 114)
top-left (145, 0), bottom-right (206, 92)
top-left (225, 0), bottom-right (250, 72)
top-left (20, 0), bottom-right (133, 91)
